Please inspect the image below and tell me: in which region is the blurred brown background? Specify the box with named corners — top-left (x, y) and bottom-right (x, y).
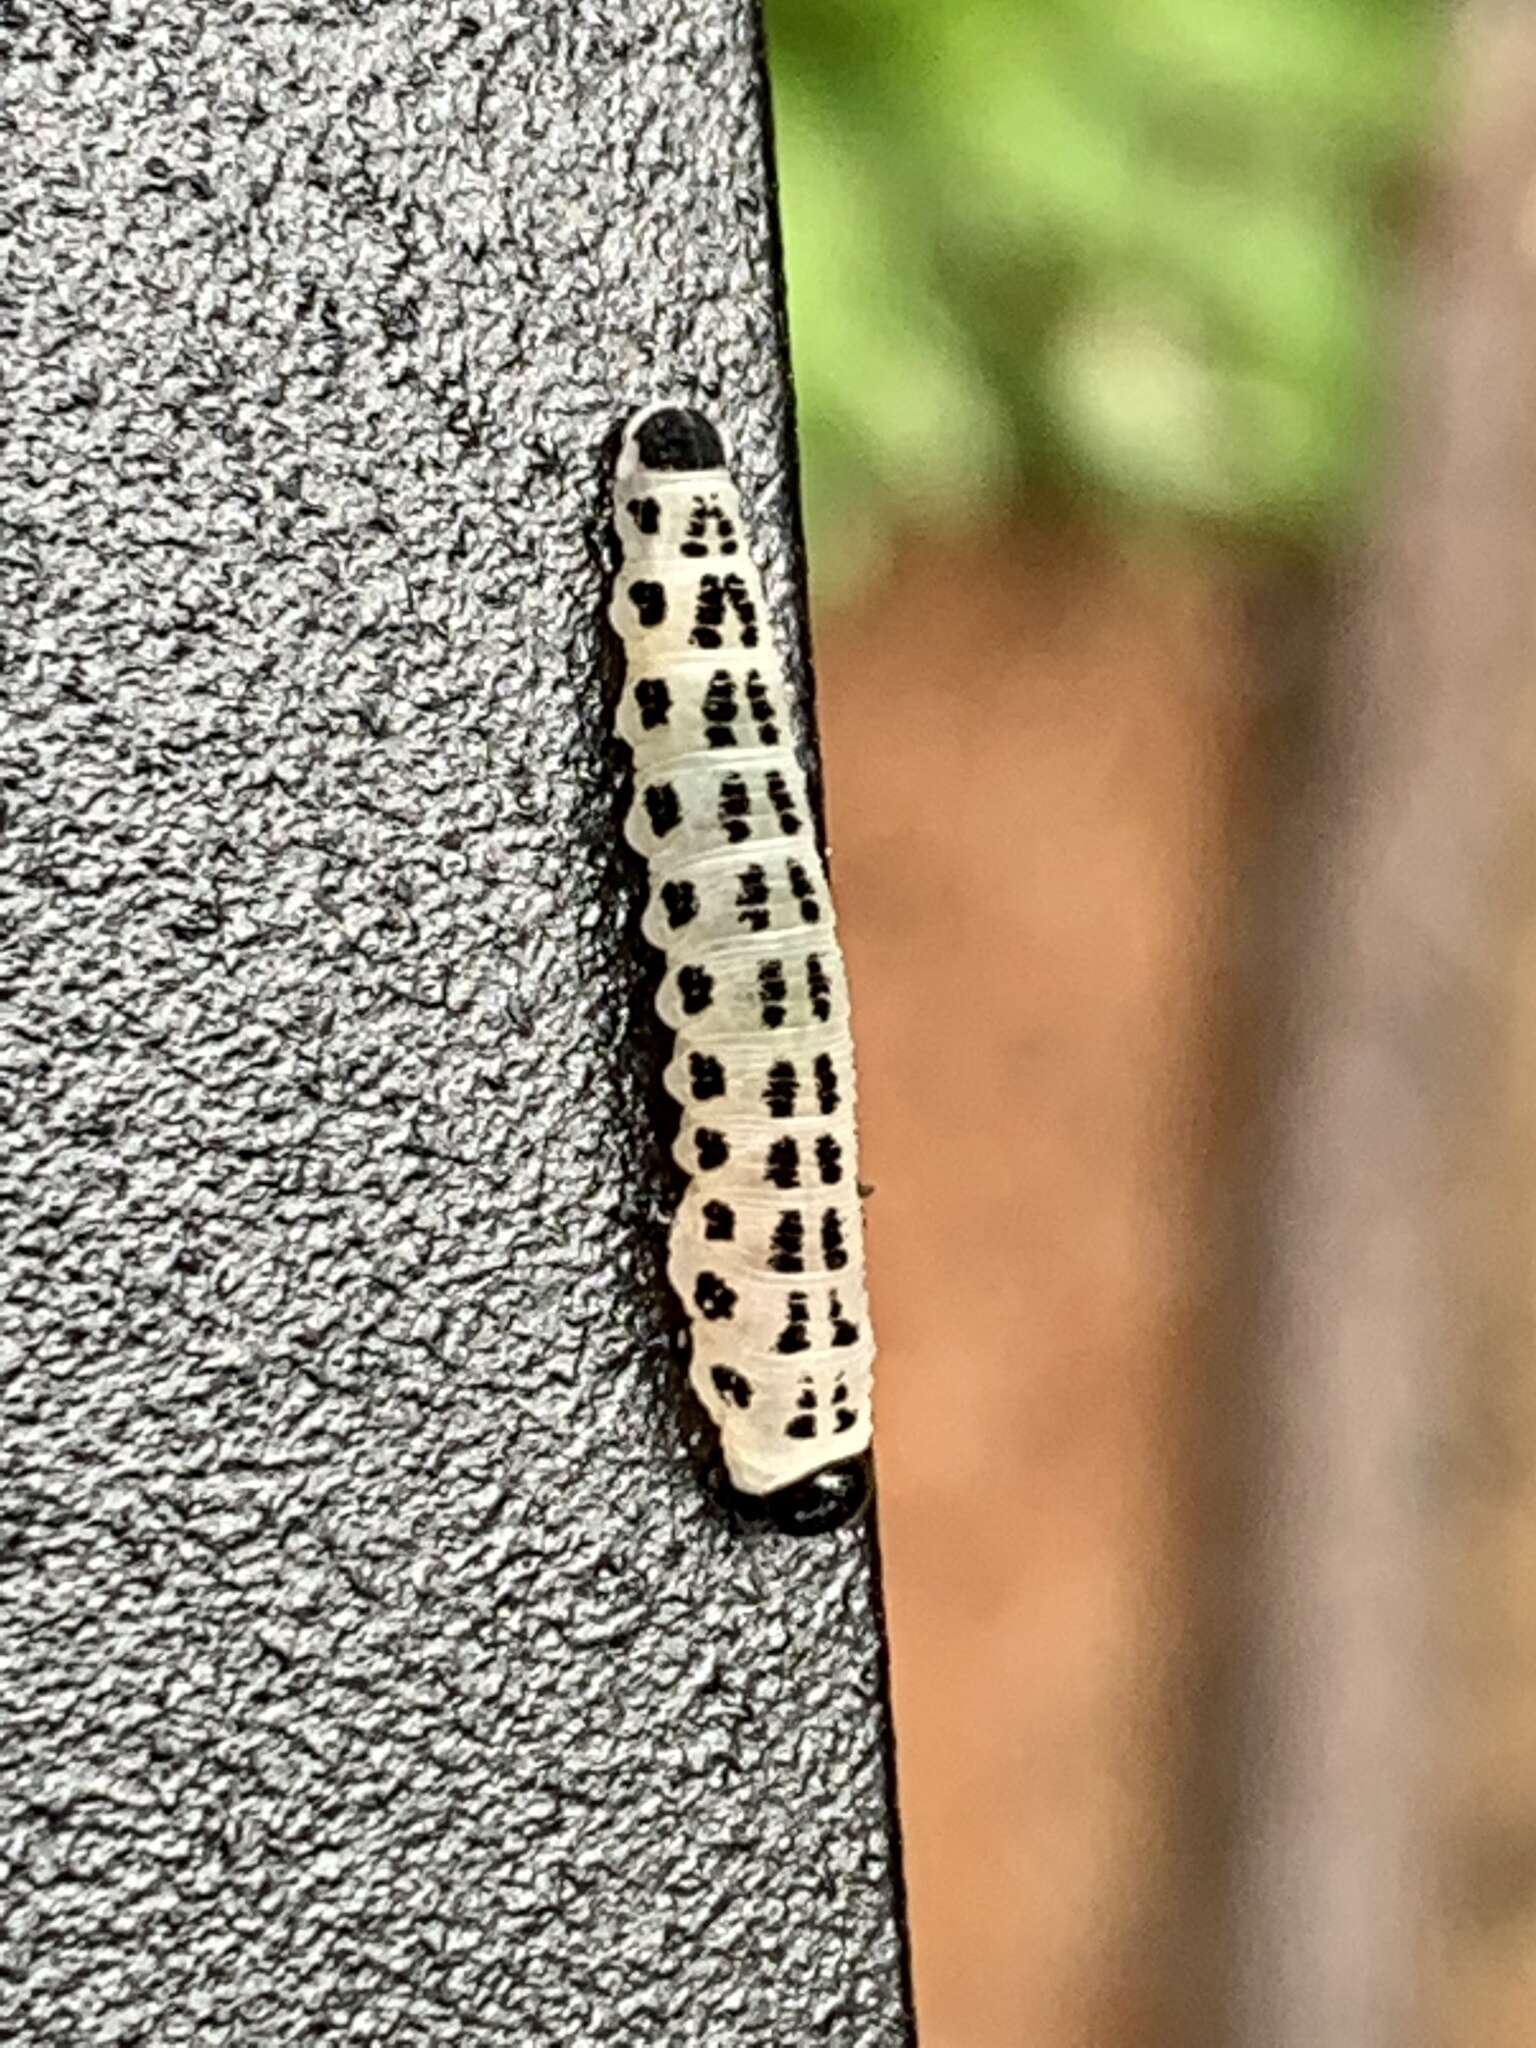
top-left (819, 526), bottom-right (1244, 2046)
top-left (764, 3), bottom-right (1536, 2043)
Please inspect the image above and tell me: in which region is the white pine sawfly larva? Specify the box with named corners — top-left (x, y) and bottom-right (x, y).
top-left (608, 404), bottom-right (875, 1536)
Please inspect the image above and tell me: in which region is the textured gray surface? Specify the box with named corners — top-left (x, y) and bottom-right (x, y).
top-left (1, 4), bottom-right (912, 2040)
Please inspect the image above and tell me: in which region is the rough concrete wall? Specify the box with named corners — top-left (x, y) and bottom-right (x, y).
top-left (1, 3), bottom-right (912, 2040)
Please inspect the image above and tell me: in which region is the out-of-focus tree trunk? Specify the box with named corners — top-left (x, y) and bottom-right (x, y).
top-left (1185, 7), bottom-right (1536, 2047)
top-left (1438, 686), bottom-right (1536, 2048)
top-left (1433, 10), bottom-right (1536, 2035)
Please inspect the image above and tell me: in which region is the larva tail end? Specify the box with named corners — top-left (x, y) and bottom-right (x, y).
top-left (730, 1455), bottom-right (873, 1537)
top-left (626, 403), bottom-right (726, 474)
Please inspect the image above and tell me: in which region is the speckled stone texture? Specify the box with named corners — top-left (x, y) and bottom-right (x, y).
top-left (0, 4), bottom-right (912, 2040)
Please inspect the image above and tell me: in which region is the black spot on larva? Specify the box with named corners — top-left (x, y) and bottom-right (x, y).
top-left (789, 861), bottom-right (820, 923)
top-left (727, 576), bottom-right (759, 646)
top-left (735, 863), bottom-right (769, 933)
top-left (775, 1293), bottom-right (811, 1354)
top-left (627, 496), bottom-right (661, 535)
top-left (796, 1386), bottom-right (817, 1409)
top-left (635, 676), bottom-right (670, 728)
top-left (745, 676), bottom-right (779, 745)
top-left (815, 1134), bottom-right (844, 1186)
top-left (717, 772), bottom-right (751, 844)
top-left (758, 957), bottom-right (787, 1029)
top-left (643, 782), bottom-right (680, 837)
top-left (633, 406), bottom-right (724, 472)
top-left (688, 1051), bottom-right (725, 1100)
top-left (690, 573), bottom-right (758, 650)
top-left (766, 770), bottom-right (802, 834)
top-left (785, 1415), bottom-right (817, 1440)
top-left (821, 1209), bottom-right (848, 1271)
top-left (695, 1128), bottom-right (730, 1170)
top-left (661, 878), bottom-right (697, 929)
top-left (834, 1409), bottom-right (858, 1434)
top-left (629, 580), bottom-right (666, 627)
top-left (813, 1052), bottom-right (839, 1113)
top-left (677, 964), bottom-right (714, 1016)
top-left (806, 955), bottom-right (832, 1023)
top-left (765, 1137), bottom-right (800, 1190)
top-left (689, 576), bottom-right (724, 649)
top-left (764, 1059), bottom-right (798, 1119)
top-left (694, 1271), bottom-right (737, 1321)
top-left (768, 1209), bottom-right (805, 1275)
top-left (710, 1365), bottom-right (753, 1409)
top-left (681, 496), bottom-right (740, 558)
top-left (702, 675), bottom-right (738, 747)
top-left (702, 1199), bottom-right (736, 1241)
top-left (830, 1294), bottom-right (860, 1347)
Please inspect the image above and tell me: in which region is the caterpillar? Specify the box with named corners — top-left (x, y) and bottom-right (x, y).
top-left (608, 404), bottom-right (875, 1536)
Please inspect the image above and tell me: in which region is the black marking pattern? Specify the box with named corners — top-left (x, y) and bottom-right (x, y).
top-left (766, 1137), bottom-right (800, 1190)
top-left (745, 676), bottom-right (779, 745)
top-left (689, 1052), bottom-right (725, 1101)
top-left (661, 878), bottom-right (697, 929)
top-left (703, 675), bottom-right (738, 747)
top-left (736, 863), bottom-right (769, 932)
top-left (635, 676), bottom-right (670, 728)
top-left (821, 1210), bottom-right (848, 1271)
top-left (682, 496), bottom-right (739, 559)
top-left (758, 958), bottom-right (787, 1028)
top-left (643, 782), bottom-right (680, 838)
top-left (677, 964), bottom-right (714, 1016)
top-left (718, 773), bottom-right (751, 844)
top-left (775, 1293), bottom-right (811, 1355)
top-left (613, 404), bottom-right (873, 1502)
top-left (768, 1210), bottom-right (805, 1275)
top-left (695, 1128), bottom-right (729, 1171)
top-left (765, 770), bottom-right (801, 834)
top-left (695, 1271), bottom-right (737, 1321)
top-left (690, 572), bottom-right (758, 650)
top-left (814, 1053), bottom-right (839, 1114)
top-left (630, 580), bottom-right (667, 627)
top-left (788, 861), bottom-right (819, 922)
top-left (764, 1060), bottom-right (797, 1120)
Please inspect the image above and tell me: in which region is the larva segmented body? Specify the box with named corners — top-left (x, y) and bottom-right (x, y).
top-left (609, 405), bottom-right (874, 1536)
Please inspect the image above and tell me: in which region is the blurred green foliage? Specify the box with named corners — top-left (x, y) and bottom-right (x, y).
top-left (763, 0), bottom-right (1440, 592)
